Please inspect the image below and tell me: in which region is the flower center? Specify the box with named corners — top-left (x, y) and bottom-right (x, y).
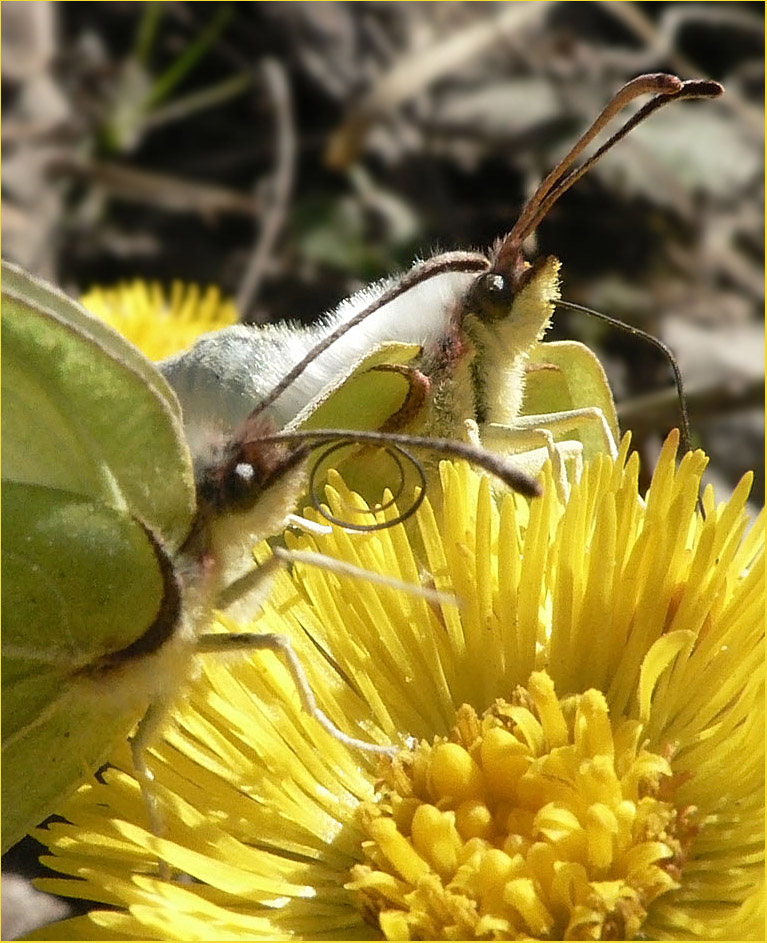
top-left (348, 671), bottom-right (697, 940)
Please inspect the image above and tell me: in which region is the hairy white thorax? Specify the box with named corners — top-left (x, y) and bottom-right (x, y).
top-left (161, 268), bottom-right (476, 457)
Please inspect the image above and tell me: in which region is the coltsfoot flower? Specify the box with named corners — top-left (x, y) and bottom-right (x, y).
top-left (32, 435), bottom-right (764, 941)
top-left (81, 280), bottom-right (238, 360)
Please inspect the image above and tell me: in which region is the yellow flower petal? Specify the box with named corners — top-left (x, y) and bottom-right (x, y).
top-left (80, 281), bottom-right (238, 360)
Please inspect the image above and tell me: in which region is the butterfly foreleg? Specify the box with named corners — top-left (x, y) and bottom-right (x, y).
top-left (484, 424), bottom-right (574, 501)
top-left (195, 631), bottom-right (396, 756)
top-left (507, 406), bottom-right (618, 458)
top-left (479, 406), bottom-right (617, 500)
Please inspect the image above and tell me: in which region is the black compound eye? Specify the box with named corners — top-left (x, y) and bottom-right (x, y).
top-left (467, 271), bottom-right (514, 322)
top-left (197, 455), bottom-right (260, 511)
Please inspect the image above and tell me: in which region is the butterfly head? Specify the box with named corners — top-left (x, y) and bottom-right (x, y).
top-left (196, 413), bottom-right (308, 516)
top-left (463, 74), bottom-right (723, 345)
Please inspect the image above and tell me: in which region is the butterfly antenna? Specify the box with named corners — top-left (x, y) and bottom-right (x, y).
top-left (495, 74), bottom-right (724, 280)
top-left (556, 299), bottom-right (707, 518)
top-left (555, 299), bottom-right (693, 455)
top-left (258, 429), bottom-right (541, 498)
top-left (248, 76), bottom-right (723, 427)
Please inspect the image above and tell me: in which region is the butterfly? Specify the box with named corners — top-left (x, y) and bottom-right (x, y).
top-left (161, 75), bottom-right (721, 507)
top-left (0, 261), bottom-right (534, 853)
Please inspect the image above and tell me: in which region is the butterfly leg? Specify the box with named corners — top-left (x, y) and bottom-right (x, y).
top-left (481, 422), bottom-right (574, 501)
top-left (482, 405), bottom-right (617, 496)
top-left (130, 698), bottom-right (175, 880)
top-left (285, 513), bottom-right (333, 535)
top-left (195, 631), bottom-right (396, 755)
top-left (505, 406), bottom-right (619, 459)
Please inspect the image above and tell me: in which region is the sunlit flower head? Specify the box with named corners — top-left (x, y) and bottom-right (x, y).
top-left (31, 435), bottom-right (764, 941)
top-left (80, 281), bottom-right (238, 360)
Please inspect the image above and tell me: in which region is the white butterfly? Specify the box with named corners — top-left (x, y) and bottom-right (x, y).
top-left (162, 74), bottom-right (720, 517)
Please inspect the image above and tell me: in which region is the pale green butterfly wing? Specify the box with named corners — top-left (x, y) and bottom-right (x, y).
top-left (290, 341), bottom-right (424, 501)
top-left (1, 263), bottom-right (196, 850)
top-left (294, 341), bottom-right (423, 431)
top-left (2, 261), bottom-right (195, 549)
top-left (2, 483), bottom-right (182, 851)
top-left (522, 339), bottom-right (620, 461)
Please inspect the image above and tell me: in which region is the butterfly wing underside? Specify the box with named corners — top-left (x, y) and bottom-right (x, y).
top-left (1, 263), bottom-right (196, 851)
top-left (289, 340), bottom-right (426, 501)
top-left (293, 340), bottom-right (424, 431)
top-left (522, 340), bottom-right (620, 459)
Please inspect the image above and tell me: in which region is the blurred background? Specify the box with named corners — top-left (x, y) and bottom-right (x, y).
top-left (1, 1), bottom-right (764, 935)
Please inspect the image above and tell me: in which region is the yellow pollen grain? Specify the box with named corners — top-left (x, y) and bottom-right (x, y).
top-left (411, 805), bottom-right (462, 879)
top-left (575, 689), bottom-right (614, 757)
top-left (529, 671), bottom-right (569, 747)
top-left (504, 877), bottom-right (554, 936)
top-left (585, 802), bottom-right (618, 870)
top-left (365, 812), bottom-right (431, 885)
top-left (480, 727), bottom-right (531, 804)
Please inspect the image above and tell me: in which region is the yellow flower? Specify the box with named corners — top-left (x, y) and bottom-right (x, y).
top-left (31, 436), bottom-right (763, 941)
top-left (80, 280), bottom-right (238, 360)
